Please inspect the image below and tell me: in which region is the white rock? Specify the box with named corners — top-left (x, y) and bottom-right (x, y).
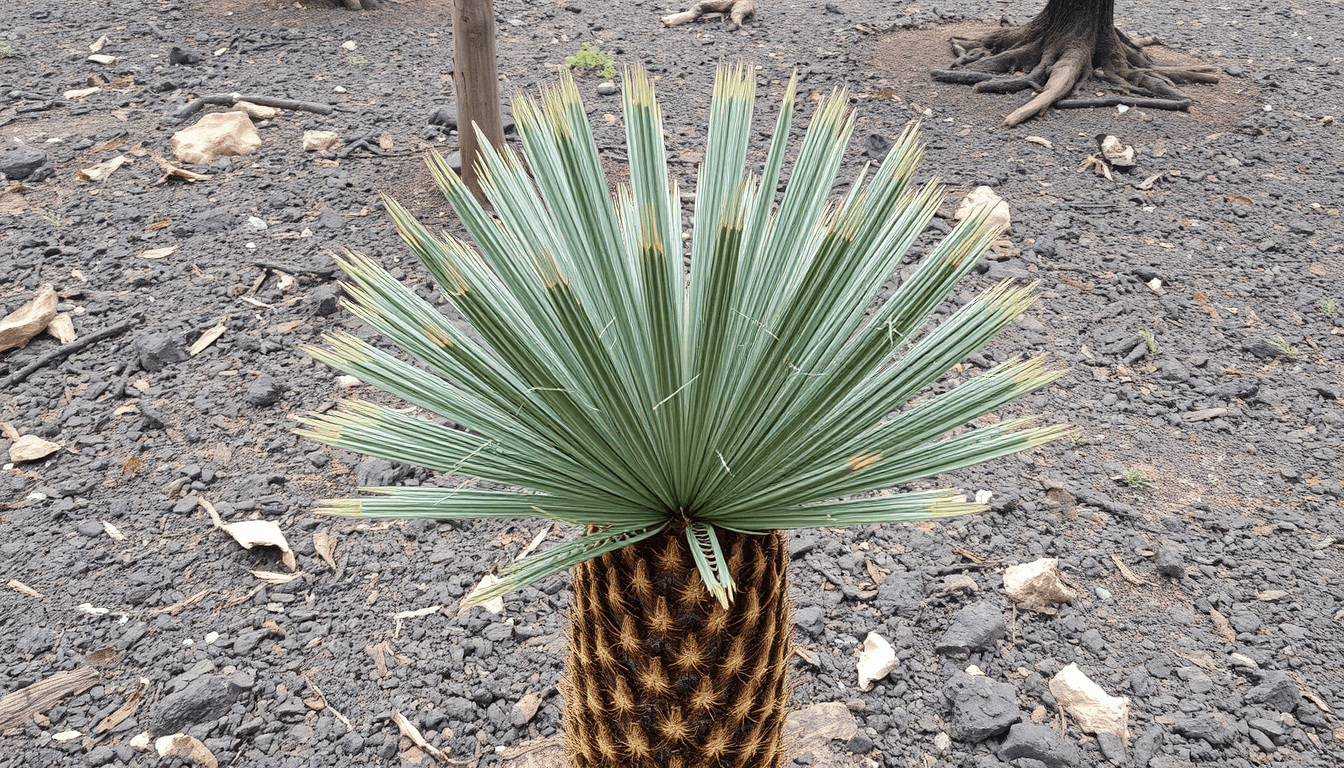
top-left (933, 732), bottom-right (951, 752)
top-left (341, 40), bottom-right (357, 51)
top-left (129, 732), bottom-right (152, 750)
top-left (230, 101), bottom-right (279, 119)
top-left (246, 216), bottom-right (268, 230)
top-left (88, 54), bottom-right (117, 65)
top-left (953, 186), bottom-right (1011, 233)
top-left (302, 130), bottom-right (340, 152)
top-left (335, 375), bottom-right (362, 389)
top-left (1049, 662), bottom-right (1130, 740)
top-left (53, 730), bottom-right (82, 742)
top-left (171, 111), bottom-right (261, 165)
top-left (856, 632), bottom-right (898, 691)
top-left (155, 733), bottom-right (218, 768)
top-left (1100, 135), bottom-right (1135, 167)
top-left (0, 283), bottom-right (57, 352)
top-left (1003, 558), bottom-right (1077, 608)
top-left (8, 434), bottom-right (62, 463)
top-left (205, 631), bottom-right (220, 644)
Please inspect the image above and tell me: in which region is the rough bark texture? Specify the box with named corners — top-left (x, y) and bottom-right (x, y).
top-left (566, 528), bottom-right (791, 768)
top-left (932, 0), bottom-right (1218, 126)
top-left (452, 0), bottom-right (507, 203)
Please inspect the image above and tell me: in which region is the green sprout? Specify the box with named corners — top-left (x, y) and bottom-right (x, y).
top-left (1140, 329), bottom-right (1157, 353)
top-left (348, 55), bottom-right (369, 67)
top-left (0, 44), bottom-right (14, 58)
top-left (1118, 468), bottom-right (1153, 488)
top-left (1321, 298), bottom-right (1337, 319)
top-left (39, 210), bottom-right (61, 227)
top-left (1068, 431), bottom-right (1088, 447)
top-left (1266, 337), bottom-right (1297, 357)
top-left (565, 41), bottom-right (615, 79)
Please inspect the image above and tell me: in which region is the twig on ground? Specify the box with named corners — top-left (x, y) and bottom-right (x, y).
top-left (0, 320), bottom-right (132, 389)
top-left (170, 93), bottom-right (334, 123)
top-left (251, 260), bottom-right (339, 278)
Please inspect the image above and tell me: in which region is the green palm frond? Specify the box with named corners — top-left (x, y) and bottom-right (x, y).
top-left (299, 63), bottom-right (1066, 607)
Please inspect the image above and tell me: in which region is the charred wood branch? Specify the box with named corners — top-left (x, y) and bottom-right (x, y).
top-left (170, 94), bottom-right (334, 123)
top-left (0, 320), bottom-right (133, 389)
top-left (1054, 95), bottom-right (1191, 111)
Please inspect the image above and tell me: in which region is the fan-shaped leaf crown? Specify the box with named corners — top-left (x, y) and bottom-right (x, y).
top-left (299, 64), bottom-right (1067, 607)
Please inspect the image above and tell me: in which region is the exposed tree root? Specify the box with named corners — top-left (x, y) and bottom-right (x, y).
top-left (661, 0), bottom-right (757, 28)
top-left (931, 2), bottom-right (1218, 126)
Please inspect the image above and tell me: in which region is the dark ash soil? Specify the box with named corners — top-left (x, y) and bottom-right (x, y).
top-left (1, 0), bottom-right (1342, 767)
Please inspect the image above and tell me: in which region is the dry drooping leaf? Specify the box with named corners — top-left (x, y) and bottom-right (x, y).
top-left (0, 422), bottom-right (19, 440)
top-left (101, 520), bottom-right (127, 542)
top-left (8, 434), bottom-right (63, 463)
top-left (78, 154), bottom-right (129, 182)
top-left (201, 497), bottom-right (296, 571)
top-left (155, 733), bottom-right (218, 768)
top-left (249, 570), bottom-right (303, 584)
top-left (152, 154), bottom-right (212, 184)
top-left (189, 318), bottom-right (228, 356)
top-left (392, 710), bottom-right (448, 762)
top-left (392, 605), bottom-right (442, 638)
top-left (313, 531), bottom-right (338, 570)
top-left (139, 246), bottom-right (178, 260)
top-left (1024, 136), bottom-right (1053, 148)
top-left (462, 574), bottom-right (505, 615)
top-left (0, 284), bottom-right (57, 353)
top-left (96, 677), bottom-right (147, 733)
top-left (8, 579), bottom-right (43, 598)
top-left (46, 313), bottom-right (77, 343)
top-left (1210, 609), bottom-right (1237, 642)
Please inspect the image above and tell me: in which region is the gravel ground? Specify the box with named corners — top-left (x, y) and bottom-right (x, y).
top-left (1, 0), bottom-right (1342, 767)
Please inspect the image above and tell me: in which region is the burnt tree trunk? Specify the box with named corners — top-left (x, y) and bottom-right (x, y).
top-left (452, 0), bottom-right (507, 202)
top-left (932, 0), bottom-right (1219, 126)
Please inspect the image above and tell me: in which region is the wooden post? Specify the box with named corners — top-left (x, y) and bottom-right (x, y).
top-left (452, 0), bottom-right (506, 203)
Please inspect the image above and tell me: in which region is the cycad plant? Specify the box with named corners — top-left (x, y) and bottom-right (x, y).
top-left (299, 64), bottom-right (1066, 768)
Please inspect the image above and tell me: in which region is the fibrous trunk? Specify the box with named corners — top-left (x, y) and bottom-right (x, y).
top-left (566, 528), bottom-right (791, 768)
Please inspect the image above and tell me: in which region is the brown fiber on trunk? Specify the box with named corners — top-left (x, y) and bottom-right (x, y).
top-left (566, 527), bottom-right (791, 768)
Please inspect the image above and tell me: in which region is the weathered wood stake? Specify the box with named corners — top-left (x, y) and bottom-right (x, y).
top-left (452, 0), bottom-right (506, 203)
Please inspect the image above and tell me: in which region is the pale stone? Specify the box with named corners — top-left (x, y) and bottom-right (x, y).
top-left (8, 435), bottom-right (62, 463)
top-left (954, 185), bottom-right (1011, 233)
top-left (857, 632), bottom-right (898, 691)
top-left (1003, 558), bottom-right (1078, 608)
top-left (230, 101), bottom-right (279, 119)
top-left (0, 285), bottom-right (57, 353)
top-left (1049, 662), bottom-right (1130, 740)
top-left (46, 313), bottom-right (77, 344)
top-left (302, 130), bottom-right (340, 151)
top-left (171, 111), bottom-right (262, 165)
